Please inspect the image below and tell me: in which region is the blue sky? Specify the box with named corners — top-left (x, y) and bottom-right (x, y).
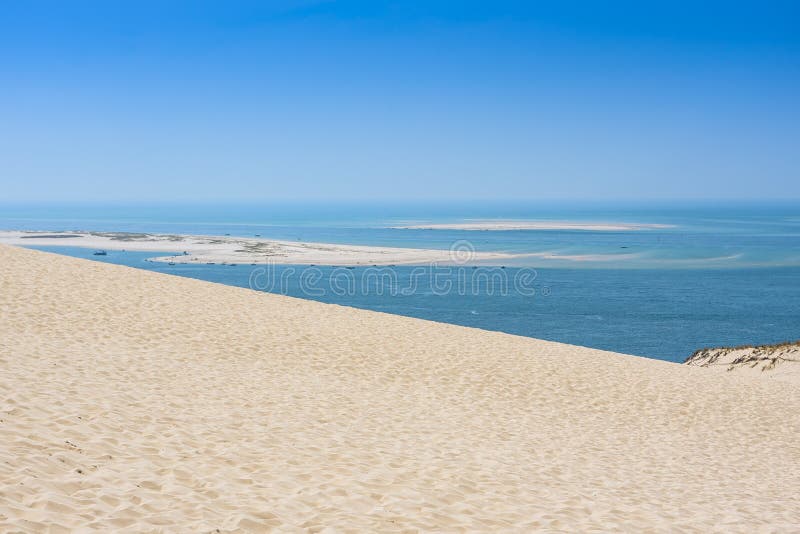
top-left (1, 1), bottom-right (798, 202)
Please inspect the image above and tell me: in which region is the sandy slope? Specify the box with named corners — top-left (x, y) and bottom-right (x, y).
top-left (0, 244), bottom-right (798, 532)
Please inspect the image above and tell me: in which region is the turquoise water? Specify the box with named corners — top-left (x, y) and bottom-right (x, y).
top-left (5, 201), bottom-right (799, 362)
top-left (3, 201), bottom-right (800, 268)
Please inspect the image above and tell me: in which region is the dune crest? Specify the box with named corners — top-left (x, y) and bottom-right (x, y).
top-left (1, 244), bottom-right (798, 531)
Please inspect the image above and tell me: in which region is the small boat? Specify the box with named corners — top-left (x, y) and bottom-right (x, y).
top-left (168, 262), bottom-right (175, 266)
top-left (93, 250), bottom-right (107, 256)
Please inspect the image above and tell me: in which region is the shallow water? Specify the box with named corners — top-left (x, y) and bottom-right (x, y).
top-left (7, 201), bottom-right (799, 362)
top-left (4, 200), bottom-right (800, 269)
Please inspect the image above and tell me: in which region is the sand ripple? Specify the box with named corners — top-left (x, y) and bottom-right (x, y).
top-left (0, 244), bottom-right (798, 531)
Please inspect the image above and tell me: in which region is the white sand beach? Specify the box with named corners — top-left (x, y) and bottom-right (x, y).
top-left (1, 244), bottom-right (799, 531)
top-left (0, 231), bottom-right (516, 266)
top-left (392, 220), bottom-right (674, 231)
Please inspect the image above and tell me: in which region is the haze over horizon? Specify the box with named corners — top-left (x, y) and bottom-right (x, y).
top-left (1, 1), bottom-right (798, 202)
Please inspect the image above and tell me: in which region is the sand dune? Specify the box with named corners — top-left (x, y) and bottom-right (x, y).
top-left (1, 244), bottom-right (798, 531)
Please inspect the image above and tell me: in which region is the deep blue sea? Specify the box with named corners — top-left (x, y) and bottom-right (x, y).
top-left (3, 201), bottom-right (799, 362)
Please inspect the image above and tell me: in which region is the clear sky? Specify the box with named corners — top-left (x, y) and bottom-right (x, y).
top-left (1, 1), bottom-right (798, 202)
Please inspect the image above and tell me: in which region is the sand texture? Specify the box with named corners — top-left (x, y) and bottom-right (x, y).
top-left (1, 244), bottom-right (799, 532)
top-left (686, 341), bottom-right (800, 384)
top-left (0, 231), bottom-right (515, 266)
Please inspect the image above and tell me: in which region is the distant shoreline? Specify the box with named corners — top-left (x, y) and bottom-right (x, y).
top-left (0, 230), bottom-right (516, 266)
top-left (390, 220), bottom-right (675, 231)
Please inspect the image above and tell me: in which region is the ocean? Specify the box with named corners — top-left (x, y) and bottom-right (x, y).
top-left (4, 200), bottom-right (799, 362)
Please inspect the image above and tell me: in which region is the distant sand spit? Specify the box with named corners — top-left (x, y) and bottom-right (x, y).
top-left (1, 244), bottom-right (798, 531)
top-left (0, 230), bottom-right (516, 266)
